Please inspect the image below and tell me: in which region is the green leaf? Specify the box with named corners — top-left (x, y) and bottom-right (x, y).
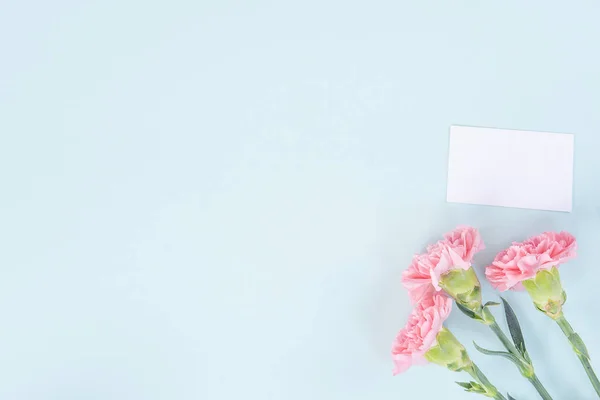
top-left (456, 381), bottom-right (473, 389)
top-left (456, 381), bottom-right (486, 394)
top-left (500, 297), bottom-right (527, 355)
top-left (473, 342), bottom-right (521, 365)
top-left (456, 302), bottom-right (479, 320)
top-left (569, 333), bottom-right (591, 359)
top-left (468, 381), bottom-right (486, 394)
top-left (484, 301), bottom-right (501, 307)
top-left (523, 349), bottom-right (532, 364)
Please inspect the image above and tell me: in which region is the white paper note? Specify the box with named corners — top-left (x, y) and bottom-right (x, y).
top-left (447, 125), bottom-right (574, 212)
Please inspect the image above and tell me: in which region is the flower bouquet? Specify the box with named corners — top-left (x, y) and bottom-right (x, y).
top-left (392, 227), bottom-right (598, 399)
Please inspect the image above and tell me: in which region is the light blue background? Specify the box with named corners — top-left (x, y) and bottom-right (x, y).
top-left (1, 1), bottom-right (600, 399)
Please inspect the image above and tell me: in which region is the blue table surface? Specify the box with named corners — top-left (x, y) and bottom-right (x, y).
top-left (1, 1), bottom-right (600, 399)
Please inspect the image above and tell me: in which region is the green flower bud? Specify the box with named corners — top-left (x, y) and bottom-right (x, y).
top-left (439, 267), bottom-right (483, 312)
top-left (425, 327), bottom-right (472, 372)
top-left (522, 266), bottom-right (566, 320)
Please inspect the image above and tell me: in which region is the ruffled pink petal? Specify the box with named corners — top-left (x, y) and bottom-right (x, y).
top-left (484, 231), bottom-right (577, 291)
top-left (391, 293), bottom-right (451, 374)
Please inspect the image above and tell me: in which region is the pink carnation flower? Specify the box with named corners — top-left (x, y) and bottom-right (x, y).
top-left (485, 231), bottom-right (577, 291)
top-left (402, 226), bottom-right (484, 303)
top-left (391, 292), bottom-right (452, 375)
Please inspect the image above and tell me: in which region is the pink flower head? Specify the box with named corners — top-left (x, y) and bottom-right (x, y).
top-left (391, 292), bottom-right (452, 375)
top-left (485, 231), bottom-right (577, 291)
top-left (402, 226), bottom-right (484, 303)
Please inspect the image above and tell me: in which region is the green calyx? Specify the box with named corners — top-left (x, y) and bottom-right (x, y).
top-left (522, 266), bottom-right (566, 320)
top-left (425, 327), bottom-right (472, 372)
top-left (439, 267), bottom-right (483, 312)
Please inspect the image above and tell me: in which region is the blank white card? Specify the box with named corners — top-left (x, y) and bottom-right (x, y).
top-left (447, 126), bottom-right (574, 212)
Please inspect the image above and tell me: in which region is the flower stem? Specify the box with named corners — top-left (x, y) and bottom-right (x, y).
top-left (556, 314), bottom-right (600, 398)
top-left (488, 319), bottom-right (553, 400)
top-left (528, 374), bottom-right (553, 400)
top-left (465, 363), bottom-right (507, 400)
top-left (489, 320), bottom-right (522, 359)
